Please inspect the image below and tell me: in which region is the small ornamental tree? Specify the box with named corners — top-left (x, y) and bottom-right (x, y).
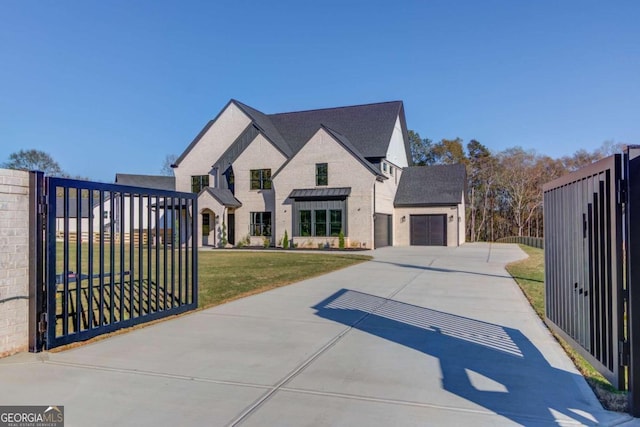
top-left (338, 229), bottom-right (345, 249)
top-left (220, 221), bottom-right (228, 247)
top-left (283, 230), bottom-right (289, 249)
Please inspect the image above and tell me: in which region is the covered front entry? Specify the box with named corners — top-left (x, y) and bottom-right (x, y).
top-left (410, 214), bottom-right (446, 246)
top-left (374, 213), bottom-right (392, 248)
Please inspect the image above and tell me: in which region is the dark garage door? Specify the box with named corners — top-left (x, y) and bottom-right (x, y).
top-left (410, 214), bottom-right (446, 246)
top-left (374, 213), bottom-right (392, 248)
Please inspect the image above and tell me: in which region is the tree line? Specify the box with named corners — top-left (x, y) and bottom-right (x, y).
top-left (409, 131), bottom-right (625, 241)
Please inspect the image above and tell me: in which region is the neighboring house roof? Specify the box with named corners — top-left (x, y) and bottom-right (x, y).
top-left (203, 187), bottom-right (242, 208)
top-left (174, 99), bottom-right (407, 169)
top-left (115, 174), bottom-right (176, 191)
top-left (394, 164), bottom-right (467, 207)
top-left (289, 187), bottom-right (351, 200)
top-left (55, 197), bottom-right (92, 218)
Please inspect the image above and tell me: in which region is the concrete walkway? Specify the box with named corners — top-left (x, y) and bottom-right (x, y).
top-left (0, 243), bottom-right (636, 426)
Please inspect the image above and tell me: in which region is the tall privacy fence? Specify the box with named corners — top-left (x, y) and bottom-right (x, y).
top-left (543, 146), bottom-right (640, 417)
top-left (495, 236), bottom-right (544, 249)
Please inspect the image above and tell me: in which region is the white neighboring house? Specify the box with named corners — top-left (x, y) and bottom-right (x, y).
top-left (55, 174), bottom-right (178, 243)
top-left (169, 99), bottom-right (466, 248)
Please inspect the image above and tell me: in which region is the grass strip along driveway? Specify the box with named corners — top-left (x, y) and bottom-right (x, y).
top-left (505, 244), bottom-right (628, 412)
top-left (198, 251), bottom-right (371, 308)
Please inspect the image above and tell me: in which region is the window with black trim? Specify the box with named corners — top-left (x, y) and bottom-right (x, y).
top-left (250, 212), bottom-right (272, 236)
top-left (298, 208), bottom-right (344, 237)
top-left (314, 210), bottom-right (327, 236)
top-left (316, 163), bottom-right (328, 186)
top-left (191, 175), bottom-right (209, 193)
top-left (250, 169), bottom-right (272, 190)
top-left (299, 210), bottom-right (311, 236)
top-left (330, 210), bottom-right (342, 236)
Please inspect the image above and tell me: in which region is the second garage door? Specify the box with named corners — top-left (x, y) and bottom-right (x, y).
top-left (410, 214), bottom-right (447, 246)
top-left (374, 213), bottom-right (392, 248)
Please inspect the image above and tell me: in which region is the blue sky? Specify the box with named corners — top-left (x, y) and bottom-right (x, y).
top-left (1, 0), bottom-right (638, 182)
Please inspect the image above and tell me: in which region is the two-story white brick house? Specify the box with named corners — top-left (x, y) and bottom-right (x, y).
top-left (171, 99), bottom-right (466, 249)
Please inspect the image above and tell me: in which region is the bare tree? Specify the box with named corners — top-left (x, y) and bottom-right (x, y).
top-left (161, 154), bottom-right (178, 176)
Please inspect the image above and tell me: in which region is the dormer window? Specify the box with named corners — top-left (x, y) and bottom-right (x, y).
top-left (316, 163), bottom-right (328, 186)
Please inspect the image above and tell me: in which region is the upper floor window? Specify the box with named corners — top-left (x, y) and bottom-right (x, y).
top-left (382, 162), bottom-right (388, 173)
top-left (250, 169), bottom-right (272, 190)
top-left (316, 163), bottom-right (328, 186)
top-left (191, 175), bottom-right (209, 193)
top-left (390, 166), bottom-right (394, 176)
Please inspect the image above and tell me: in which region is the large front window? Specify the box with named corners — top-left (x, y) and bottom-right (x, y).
top-left (250, 169), bottom-right (272, 190)
top-left (250, 212), bottom-right (272, 236)
top-left (299, 209), bottom-right (343, 237)
top-left (191, 175), bottom-right (209, 193)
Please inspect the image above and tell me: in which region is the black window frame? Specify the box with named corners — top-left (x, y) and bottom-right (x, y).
top-left (250, 211), bottom-right (272, 236)
top-left (329, 209), bottom-right (342, 236)
top-left (299, 210), bottom-right (312, 236)
top-left (250, 169), bottom-right (272, 190)
top-left (316, 163), bottom-right (328, 186)
top-left (297, 208), bottom-right (345, 237)
top-left (191, 175), bottom-right (209, 193)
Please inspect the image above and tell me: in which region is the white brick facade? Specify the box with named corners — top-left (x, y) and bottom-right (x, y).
top-left (0, 168), bottom-right (30, 357)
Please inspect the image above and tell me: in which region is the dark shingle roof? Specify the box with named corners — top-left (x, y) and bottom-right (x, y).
top-left (268, 101), bottom-right (403, 158)
top-left (233, 100), bottom-right (293, 157)
top-left (394, 164), bottom-right (466, 207)
top-left (175, 99), bottom-right (407, 170)
top-left (321, 126), bottom-right (385, 178)
top-left (115, 174), bottom-right (176, 191)
top-left (204, 188), bottom-right (242, 208)
top-left (289, 187), bottom-right (351, 200)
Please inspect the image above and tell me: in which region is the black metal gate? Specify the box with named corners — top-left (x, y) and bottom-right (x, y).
top-left (543, 147), bottom-right (640, 415)
top-left (29, 173), bottom-right (198, 351)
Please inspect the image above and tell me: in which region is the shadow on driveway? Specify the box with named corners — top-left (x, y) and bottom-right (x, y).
top-left (312, 289), bottom-right (598, 425)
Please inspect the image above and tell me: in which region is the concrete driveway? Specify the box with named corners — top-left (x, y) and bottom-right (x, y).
top-left (0, 243), bottom-right (636, 426)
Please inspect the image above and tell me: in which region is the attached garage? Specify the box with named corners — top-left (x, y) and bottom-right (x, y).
top-left (393, 164), bottom-right (467, 247)
top-left (374, 213), bottom-right (392, 248)
top-left (410, 214), bottom-right (446, 246)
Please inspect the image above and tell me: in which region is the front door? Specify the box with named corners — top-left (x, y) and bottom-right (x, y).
top-left (228, 213), bottom-right (235, 245)
top-left (202, 212), bottom-right (210, 246)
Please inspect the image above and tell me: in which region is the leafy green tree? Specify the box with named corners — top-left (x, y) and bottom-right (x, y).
top-left (3, 149), bottom-right (66, 176)
top-left (408, 130), bottom-right (435, 166)
top-left (466, 140), bottom-right (495, 242)
top-left (431, 138), bottom-right (467, 165)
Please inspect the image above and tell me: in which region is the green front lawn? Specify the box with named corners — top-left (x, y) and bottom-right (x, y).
top-left (198, 251), bottom-right (371, 307)
top-left (506, 244), bottom-right (628, 412)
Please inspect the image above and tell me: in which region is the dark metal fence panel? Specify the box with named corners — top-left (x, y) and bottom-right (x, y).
top-left (543, 154), bottom-right (625, 388)
top-left (495, 236), bottom-right (544, 248)
top-left (625, 146), bottom-right (640, 416)
top-left (35, 176), bottom-right (197, 350)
